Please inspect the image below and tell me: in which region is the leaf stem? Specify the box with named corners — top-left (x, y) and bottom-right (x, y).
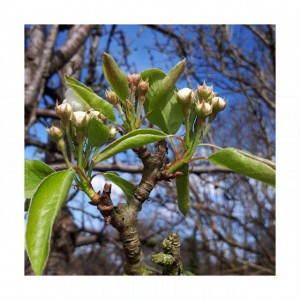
top-left (116, 103), bottom-right (129, 128)
top-left (184, 108), bottom-right (191, 146)
top-left (63, 123), bottom-right (77, 158)
top-left (135, 100), bottom-right (144, 128)
top-left (60, 142), bottom-right (72, 168)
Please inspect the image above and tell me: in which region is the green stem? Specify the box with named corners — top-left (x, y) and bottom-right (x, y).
top-left (199, 122), bottom-right (211, 142)
top-left (87, 159), bottom-right (95, 179)
top-left (77, 140), bottom-right (84, 169)
top-left (184, 108), bottom-right (191, 147)
top-left (134, 100), bottom-right (144, 128)
top-left (64, 124), bottom-right (77, 158)
top-left (58, 139), bottom-right (72, 168)
top-left (116, 103), bottom-right (129, 128)
top-left (73, 165), bottom-right (99, 203)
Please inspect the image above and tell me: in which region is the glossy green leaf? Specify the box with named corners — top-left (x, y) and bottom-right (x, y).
top-left (65, 75), bottom-right (93, 92)
top-left (65, 80), bottom-right (116, 122)
top-left (94, 128), bottom-right (168, 163)
top-left (24, 198), bottom-right (31, 212)
top-left (208, 148), bottom-right (276, 187)
top-left (141, 69), bottom-right (184, 134)
top-left (25, 160), bottom-right (55, 199)
top-left (145, 59), bottom-right (186, 112)
top-left (87, 117), bottom-right (110, 148)
top-left (102, 52), bottom-right (129, 103)
top-left (26, 169), bottom-right (75, 275)
top-left (102, 171), bottom-right (135, 204)
top-left (175, 163), bottom-right (190, 215)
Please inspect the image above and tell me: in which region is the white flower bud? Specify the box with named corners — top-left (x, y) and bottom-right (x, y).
top-left (197, 82), bottom-right (213, 99)
top-left (63, 88), bottom-right (90, 112)
top-left (71, 111), bottom-right (89, 128)
top-left (176, 88), bottom-right (194, 106)
top-left (212, 97), bottom-right (226, 111)
top-left (202, 103), bottom-right (212, 115)
top-left (195, 102), bottom-right (212, 118)
top-left (56, 102), bottom-right (72, 119)
top-left (89, 110), bottom-right (100, 118)
top-left (46, 125), bottom-right (63, 141)
top-left (109, 127), bottom-right (117, 138)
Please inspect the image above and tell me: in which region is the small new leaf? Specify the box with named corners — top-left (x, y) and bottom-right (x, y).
top-left (148, 58), bottom-right (186, 112)
top-left (141, 69), bottom-right (184, 134)
top-left (102, 171), bottom-right (135, 204)
top-left (87, 117), bottom-right (110, 148)
top-left (102, 52), bottom-right (129, 103)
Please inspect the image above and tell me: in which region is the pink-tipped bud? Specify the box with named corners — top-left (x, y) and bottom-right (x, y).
top-left (56, 102), bottom-right (72, 120)
top-left (138, 80), bottom-right (149, 102)
top-left (71, 111), bottom-right (89, 128)
top-left (212, 97), bottom-right (227, 112)
top-left (46, 125), bottom-right (63, 141)
top-left (127, 73), bottom-right (141, 86)
top-left (197, 82), bottom-right (213, 99)
top-left (176, 88), bottom-right (194, 107)
top-left (138, 80), bottom-right (149, 93)
top-left (138, 80), bottom-right (149, 94)
top-left (105, 90), bottom-right (118, 105)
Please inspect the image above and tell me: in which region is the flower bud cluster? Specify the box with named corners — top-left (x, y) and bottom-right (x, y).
top-left (176, 81), bottom-right (227, 125)
top-left (127, 73), bottom-right (141, 87)
top-left (56, 87), bottom-right (110, 129)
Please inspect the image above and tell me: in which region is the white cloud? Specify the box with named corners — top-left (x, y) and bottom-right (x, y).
top-left (90, 174), bottom-right (125, 203)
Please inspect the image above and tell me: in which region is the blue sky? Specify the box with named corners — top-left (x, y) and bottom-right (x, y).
top-left (25, 24), bottom-right (275, 247)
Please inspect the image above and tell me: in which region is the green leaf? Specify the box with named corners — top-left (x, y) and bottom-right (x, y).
top-left (102, 171), bottom-right (135, 204)
top-left (141, 69), bottom-right (184, 134)
top-left (65, 79), bottom-right (116, 122)
top-left (25, 160), bottom-right (55, 199)
top-left (102, 52), bottom-right (129, 103)
top-left (94, 128), bottom-right (168, 163)
top-left (175, 163), bottom-right (190, 216)
top-left (207, 148), bottom-right (276, 187)
top-left (65, 75), bottom-right (93, 92)
top-left (145, 59), bottom-right (186, 111)
top-left (87, 117), bottom-right (110, 148)
top-left (26, 169), bottom-right (75, 275)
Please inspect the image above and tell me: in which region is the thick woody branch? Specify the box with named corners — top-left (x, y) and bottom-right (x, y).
top-left (88, 141), bottom-right (169, 275)
top-left (49, 25), bottom-right (93, 74)
top-left (25, 25), bottom-right (59, 107)
top-left (131, 143), bottom-right (166, 208)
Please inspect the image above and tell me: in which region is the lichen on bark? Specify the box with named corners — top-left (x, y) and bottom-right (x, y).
top-left (152, 232), bottom-right (184, 275)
